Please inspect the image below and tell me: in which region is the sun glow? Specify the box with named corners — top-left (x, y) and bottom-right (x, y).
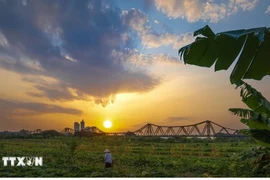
top-left (103, 120), bottom-right (112, 128)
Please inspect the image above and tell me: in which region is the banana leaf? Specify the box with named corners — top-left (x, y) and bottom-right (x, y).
top-left (179, 26), bottom-right (270, 82)
top-left (240, 118), bottom-right (270, 130)
top-left (240, 129), bottom-right (270, 148)
top-left (235, 81), bottom-right (270, 117)
top-left (229, 108), bottom-right (269, 122)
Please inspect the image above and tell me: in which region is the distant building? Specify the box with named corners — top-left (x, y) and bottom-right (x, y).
top-left (80, 119), bottom-right (85, 130)
top-left (82, 126), bottom-right (94, 132)
top-left (74, 122), bottom-right (80, 132)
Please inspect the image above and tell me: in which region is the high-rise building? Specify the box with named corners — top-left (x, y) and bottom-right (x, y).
top-left (74, 122), bottom-right (80, 132)
top-left (80, 119), bottom-right (85, 130)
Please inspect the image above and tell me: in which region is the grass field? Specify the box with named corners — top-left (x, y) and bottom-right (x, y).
top-left (0, 137), bottom-right (262, 177)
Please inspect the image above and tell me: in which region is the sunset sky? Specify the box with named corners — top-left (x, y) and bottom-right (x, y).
top-left (0, 0), bottom-right (270, 132)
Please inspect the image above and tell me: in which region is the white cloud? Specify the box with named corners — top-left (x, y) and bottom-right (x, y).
top-left (228, 0), bottom-right (258, 15)
top-left (154, 0), bottom-right (204, 22)
top-left (265, 5), bottom-right (270, 14)
top-left (63, 55), bottom-right (77, 62)
top-left (172, 33), bottom-right (195, 50)
top-left (154, 0), bottom-right (259, 23)
top-left (234, 0), bottom-right (258, 11)
top-left (154, 20), bottom-right (160, 24)
top-left (121, 9), bottom-right (148, 32)
top-left (122, 9), bottom-right (195, 49)
top-left (112, 49), bottom-right (180, 74)
top-left (141, 32), bottom-right (195, 49)
top-left (121, 32), bottom-right (130, 44)
top-left (202, 2), bottom-right (227, 23)
top-left (141, 33), bottom-right (175, 48)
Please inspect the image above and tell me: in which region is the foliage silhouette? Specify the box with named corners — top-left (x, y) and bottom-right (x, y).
top-left (179, 25), bottom-right (270, 83)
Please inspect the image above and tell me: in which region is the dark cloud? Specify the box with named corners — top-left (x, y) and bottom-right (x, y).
top-left (0, 0), bottom-right (160, 106)
top-left (0, 98), bottom-right (82, 115)
top-left (165, 117), bottom-right (190, 122)
top-left (27, 85), bottom-right (75, 101)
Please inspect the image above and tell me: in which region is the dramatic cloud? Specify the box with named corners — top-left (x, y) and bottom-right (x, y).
top-left (0, 0), bottom-right (260, 108)
top-left (0, 0), bottom-right (165, 106)
top-left (121, 8), bottom-right (195, 49)
top-left (265, 5), bottom-right (270, 14)
top-left (153, 0), bottom-right (258, 23)
top-left (0, 99), bottom-right (82, 115)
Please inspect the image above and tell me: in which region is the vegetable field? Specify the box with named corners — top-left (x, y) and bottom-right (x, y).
top-left (0, 137), bottom-right (266, 177)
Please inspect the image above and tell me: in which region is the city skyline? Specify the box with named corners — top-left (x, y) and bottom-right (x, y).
top-left (1, 0), bottom-right (270, 132)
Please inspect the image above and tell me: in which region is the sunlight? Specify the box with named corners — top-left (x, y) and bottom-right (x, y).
top-left (103, 120), bottom-right (112, 128)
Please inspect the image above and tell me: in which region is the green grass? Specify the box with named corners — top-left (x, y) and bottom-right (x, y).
top-left (0, 137), bottom-right (261, 177)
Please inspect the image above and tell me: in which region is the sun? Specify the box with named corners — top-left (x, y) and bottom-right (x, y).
top-left (103, 120), bottom-right (112, 128)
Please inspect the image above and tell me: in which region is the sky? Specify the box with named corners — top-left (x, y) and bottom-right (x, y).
top-left (0, 0), bottom-right (270, 132)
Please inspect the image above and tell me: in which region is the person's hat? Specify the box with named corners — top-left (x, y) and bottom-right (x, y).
top-left (104, 149), bottom-right (110, 153)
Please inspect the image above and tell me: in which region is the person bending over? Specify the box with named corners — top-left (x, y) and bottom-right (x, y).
top-left (104, 149), bottom-right (113, 168)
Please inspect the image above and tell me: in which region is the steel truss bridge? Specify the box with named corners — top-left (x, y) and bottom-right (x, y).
top-left (58, 120), bottom-right (244, 138)
top-left (133, 120), bottom-right (242, 137)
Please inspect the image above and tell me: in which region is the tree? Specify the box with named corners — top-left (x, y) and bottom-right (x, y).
top-left (178, 25), bottom-right (270, 147)
top-left (41, 130), bottom-right (63, 137)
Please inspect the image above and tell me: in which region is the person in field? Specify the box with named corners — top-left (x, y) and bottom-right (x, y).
top-left (104, 149), bottom-right (113, 168)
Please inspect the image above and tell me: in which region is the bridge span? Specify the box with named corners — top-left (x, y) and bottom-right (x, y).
top-left (133, 120), bottom-right (242, 137)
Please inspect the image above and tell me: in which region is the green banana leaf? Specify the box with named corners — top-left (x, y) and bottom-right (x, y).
top-left (240, 129), bottom-right (270, 148)
top-left (229, 108), bottom-right (269, 123)
top-left (178, 25), bottom-right (270, 83)
top-left (240, 118), bottom-right (270, 130)
top-left (235, 81), bottom-right (270, 117)
top-left (230, 81), bottom-right (270, 147)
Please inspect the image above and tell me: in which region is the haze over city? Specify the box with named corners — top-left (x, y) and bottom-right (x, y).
top-left (1, 0), bottom-right (270, 132)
